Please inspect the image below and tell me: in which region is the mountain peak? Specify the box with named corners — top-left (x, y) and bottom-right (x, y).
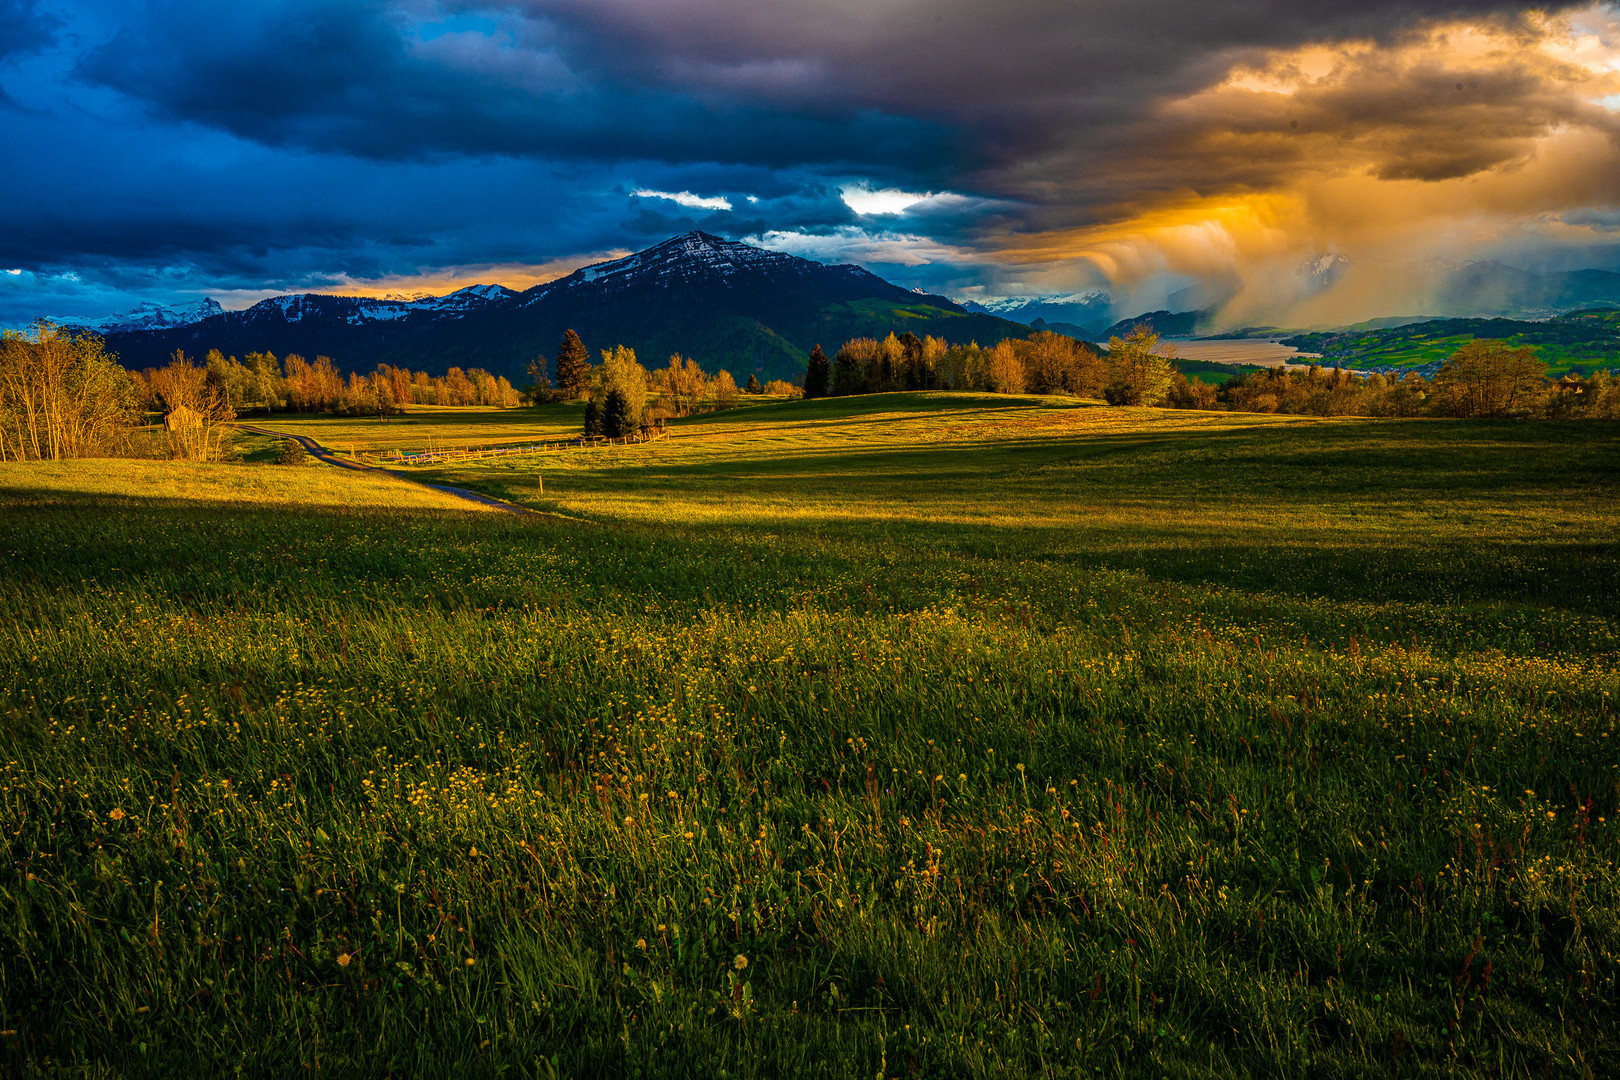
top-left (548, 231), bottom-right (807, 297)
top-left (49, 296), bottom-right (223, 334)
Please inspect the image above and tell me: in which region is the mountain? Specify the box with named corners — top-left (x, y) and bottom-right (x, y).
top-left (96, 233), bottom-right (1037, 383)
top-left (1027, 318), bottom-right (1101, 341)
top-left (55, 298), bottom-right (224, 334)
top-left (1436, 261), bottom-right (1620, 318)
top-left (1100, 309), bottom-right (1209, 339)
top-left (959, 292), bottom-right (1112, 337)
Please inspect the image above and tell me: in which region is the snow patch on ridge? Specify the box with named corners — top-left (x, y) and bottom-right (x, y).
top-left (52, 297), bottom-right (223, 333)
top-left (529, 232), bottom-right (809, 303)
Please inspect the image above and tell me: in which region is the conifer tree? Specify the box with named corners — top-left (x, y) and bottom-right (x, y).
top-left (554, 329), bottom-right (592, 399)
top-left (803, 344), bottom-right (831, 399)
top-left (583, 397), bottom-right (603, 436)
top-left (745, 373), bottom-right (763, 394)
top-left (602, 388), bottom-right (634, 437)
top-left (899, 331), bottom-right (925, 390)
top-left (832, 345), bottom-right (863, 396)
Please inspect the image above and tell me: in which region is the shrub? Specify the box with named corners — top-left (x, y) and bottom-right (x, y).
top-left (276, 438), bottom-right (308, 466)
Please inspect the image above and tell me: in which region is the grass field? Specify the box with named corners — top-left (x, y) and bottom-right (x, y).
top-left (238, 402), bottom-right (587, 456)
top-left (0, 458), bottom-right (498, 514)
top-left (2, 395), bottom-right (1617, 1077)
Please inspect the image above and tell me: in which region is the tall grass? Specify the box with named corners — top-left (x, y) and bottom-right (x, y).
top-left (1, 398), bottom-right (1616, 1077)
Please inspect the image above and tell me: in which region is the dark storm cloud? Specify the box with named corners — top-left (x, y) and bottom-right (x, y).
top-left (508, 2), bottom-right (1589, 186)
top-left (0, 0), bottom-right (58, 60)
top-left (76, 1), bottom-right (952, 171)
top-left (71, 1), bottom-right (1597, 242)
top-left (6, 0), bottom-right (1616, 326)
top-left (0, 0), bottom-right (61, 104)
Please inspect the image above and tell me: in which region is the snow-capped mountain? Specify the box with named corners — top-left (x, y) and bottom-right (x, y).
top-left (412, 283), bottom-right (519, 312)
top-left (521, 232), bottom-right (946, 308)
top-left (95, 232), bottom-right (1034, 382)
top-left (1301, 254), bottom-right (1349, 294)
top-left (55, 298), bottom-right (223, 334)
top-left (241, 283), bottom-right (520, 327)
top-left (958, 292), bottom-right (1112, 336)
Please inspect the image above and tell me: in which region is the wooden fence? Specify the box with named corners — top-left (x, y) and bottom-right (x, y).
top-left (386, 427), bottom-right (667, 465)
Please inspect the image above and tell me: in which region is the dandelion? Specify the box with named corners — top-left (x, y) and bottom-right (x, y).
top-left (108, 808), bottom-right (125, 821)
top-left (465, 957), bottom-right (477, 967)
top-left (336, 953), bottom-right (352, 967)
top-left (734, 954), bottom-right (748, 971)
top-left (636, 938), bottom-right (646, 950)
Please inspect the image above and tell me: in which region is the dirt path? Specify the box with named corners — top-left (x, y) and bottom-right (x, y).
top-left (235, 425), bottom-right (533, 515)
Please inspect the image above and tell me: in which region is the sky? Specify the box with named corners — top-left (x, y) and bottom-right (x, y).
top-left (3, 0), bottom-right (1620, 328)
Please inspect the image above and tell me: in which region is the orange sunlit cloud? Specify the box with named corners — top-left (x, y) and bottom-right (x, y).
top-left (981, 8), bottom-right (1620, 326)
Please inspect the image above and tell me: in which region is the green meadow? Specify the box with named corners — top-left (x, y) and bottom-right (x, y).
top-left (1282, 309), bottom-right (1620, 376)
top-left (2, 394), bottom-right (1617, 1078)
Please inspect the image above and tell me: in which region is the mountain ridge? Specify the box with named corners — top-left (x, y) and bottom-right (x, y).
top-left (93, 232), bottom-right (1035, 383)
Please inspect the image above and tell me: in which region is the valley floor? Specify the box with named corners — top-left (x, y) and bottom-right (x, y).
top-left (2, 394), bottom-right (1616, 1078)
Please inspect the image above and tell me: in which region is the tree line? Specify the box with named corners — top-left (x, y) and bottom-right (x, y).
top-left (805, 326), bottom-right (1620, 420)
top-left (524, 330), bottom-right (800, 437)
top-left (806, 327), bottom-right (1177, 404)
top-left (0, 322), bottom-right (529, 461)
top-left (1215, 341), bottom-right (1620, 419)
top-left (172, 349), bottom-right (522, 416)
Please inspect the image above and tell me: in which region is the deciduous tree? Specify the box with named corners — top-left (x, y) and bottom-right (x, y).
top-left (0, 323), bottom-right (140, 461)
top-left (711, 370), bottom-right (739, 409)
top-left (654, 354), bottom-right (706, 416)
top-left (148, 350), bottom-right (236, 460)
top-left (592, 345), bottom-right (649, 424)
top-left (1430, 339), bottom-right (1546, 418)
top-left (1103, 326), bottom-right (1175, 406)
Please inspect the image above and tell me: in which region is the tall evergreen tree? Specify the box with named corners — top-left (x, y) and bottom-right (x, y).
top-left (803, 344), bottom-right (831, 399)
top-left (582, 397), bottom-right (603, 436)
top-left (832, 345), bottom-right (863, 396)
top-left (899, 331), bottom-right (925, 390)
top-left (554, 329), bottom-right (592, 399)
top-left (745, 373), bottom-right (762, 394)
top-left (602, 388), bottom-right (634, 437)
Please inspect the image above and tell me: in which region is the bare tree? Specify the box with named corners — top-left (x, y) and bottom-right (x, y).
top-left (148, 351), bottom-right (236, 460)
top-left (0, 323), bottom-right (141, 461)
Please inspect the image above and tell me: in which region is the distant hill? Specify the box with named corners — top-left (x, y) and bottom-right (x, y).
top-left (1280, 308), bottom-right (1620, 375)
top-left (1100, 309), bottom-right (1208, 339)
top-left (1437, 261), bottom-right (1620, 317)
top-left (97, 233), bottom-right (1035, 384)
top-left (1027, 317), bottom-right (1101, 342)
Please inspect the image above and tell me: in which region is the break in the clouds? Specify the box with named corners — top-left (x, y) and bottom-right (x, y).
top-left (3, 0), bottom-right (1620, 326)
top-left (633, 190), bottom-right (734, 211)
